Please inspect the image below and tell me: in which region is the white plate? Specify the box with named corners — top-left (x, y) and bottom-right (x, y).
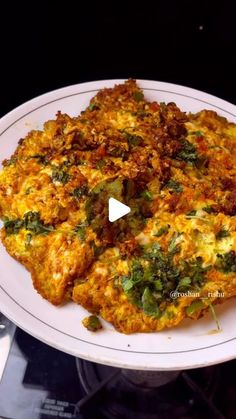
top-left (0, 79), bottom-right (236, 371)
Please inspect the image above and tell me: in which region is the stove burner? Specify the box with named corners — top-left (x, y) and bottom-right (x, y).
top-left (0, 323), bottom-right (234, 419)
top-left (75, 358), bottom-right (223, 419)
top-left (121, 369), bottom-right (180, 387)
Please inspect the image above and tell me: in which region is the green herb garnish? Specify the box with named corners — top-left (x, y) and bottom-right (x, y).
top-left (3, 217), bottom-right (24, 234)
top-left (141, 190), bottom-right (153, 201)
top-left (165, 179), bottom-right (183, 193)
top-left (142, 287), bottom-right (161, 317)
top-left (133, 91), bottom-right (144, 102)
top-left (142, 242), bottom-right (162, 259)
top-left (120, 243), bottom-right (209, 318)
top-left (25, 233), bottom-right (32, 247)
top-left (216, 228), bottom-right (230, 240)
top-left (186, 300), bottom-right (205, 316)
top-left (209, 303), bottom-right (221, 331)
top-left (185, 214), bottom-right (209, 222)
top-left (216, 251), bottom-right (236, 273)
top-left (74, 222), bottom-right (88, 242)
top-left (160, 102), bottom-right (167, 111)
top-left (51, 165), bottom-right (70, 184)
top-left (25, 187), bottom-right (32, 195)
top-left (202, 205), bottom-right (215, 214)
top-left (76, 159), bottom-right (86, 166)
top-left (175, 139), bottom-right (198, 163)
top-left (29, 154), bottom-right (48, 164)
top-left (168, 232), bottom-right (181, 255)
top-left (154, 225), bottom-right (169, 237)
top-left (90, 240), bottom-right (106, 257)
top-left (124, 179), bottom-right (136, 200)
top-left (192, 130), bottom-right (204, 137)
top-left (177, 277), bottom-right (191, 290)
top-left (3, 212), bottom-right (54, 236)
top-left (154, 279), bottom-right (163, 291)
top-left (188, 299), bottom-right (221, 330)
top-left (181, 257), bottom-right (210, 287)
top-left (125, 132), bottom-right (142, 147)
top-left (72, 185), bottom-right (88, 200)
top-left (89, 103), bottom-right (100, 111)
top-left (121, 277), bottom-right (134, 292)
top-left (165, 310), bottom-right (175, 319)
top-left (4, 157), bottom-right (16, 166)
top-left (186, 210), bottom-right (197, 217)
top-left (119, 236), bottom-right (212, 318)
top-left (82, 315), bottom-right (102, 331)
top-left (62, 160), bottom-right (73, 168)
top-left (24, 211), bottom-right (54, 235)
top-left (95, 160), bottom-right (106, 169)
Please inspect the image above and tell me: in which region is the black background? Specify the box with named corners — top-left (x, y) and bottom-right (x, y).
top-left (1, 0), bottom-right (236, 117)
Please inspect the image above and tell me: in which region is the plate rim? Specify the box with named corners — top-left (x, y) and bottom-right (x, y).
top-left (0, 284), bottom-right (235, 371)
top-left (1, 78), bottom-right (235, 126)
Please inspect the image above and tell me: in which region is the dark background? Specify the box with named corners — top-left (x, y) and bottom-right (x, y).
top-left (1, 0), bottom-right (236, 117)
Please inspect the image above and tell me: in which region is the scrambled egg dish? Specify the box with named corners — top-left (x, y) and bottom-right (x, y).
top-left (1, 79), bottom-right (236, 333)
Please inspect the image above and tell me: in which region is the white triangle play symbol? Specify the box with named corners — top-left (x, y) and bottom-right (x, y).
top-left (108, 197), bottom-right (131, 222)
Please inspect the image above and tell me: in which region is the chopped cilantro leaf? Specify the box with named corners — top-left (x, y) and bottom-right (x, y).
top-left (181, 257), bottom-right (210, 287)
top-left (29, 154), bottom-right (48, 164)
top-left (141, 190), bottom-right (153, 201)
top-left (176, 139), bottom-right (198, 163)
top-left (4, 157), bottom-right (16, 166)
top-left (25, 187), bottom-right (32, 195)
top-left (72, 185), bottom-right (88, 200)
top-left (209, 303), bottom-right (221, 331)
top-left (90, 240), bottom-right (106, 257)
top-left (177, 277), bottom-right (191, 290)
top-left (121, 277), bottom-right (134, 292)
top-left (186, 300), bottom-right (205, 316)
top-left (165, 179), bottom-right (183, 193)
top-left (25, 233), bottom-right (32, 247)
top-left (165, 310), bottom-right (175, 319)
top-left (154, 279), bottom-right (163, 291)
top-left (192, 130), bottom-right (204, 137)
top-left (168, 232), bottom-right (181, 255)
top-left (96, 160), bottom-right (106, 169)
top-left (89, 103), bottom-right (100, 111)
top-left (82, 315), bottom-right (102, 331)
top-left (216, 228), bottom-right (230, 240)
top-left (121, 129), bottom-right (142, 147)
top-left (186, 210), bottom-right (197, 217)
top-left (4, 212), bottom-right (54, 236)
top-left (142, 287), bottom-right (161, 317)
top-left (126, 133), bottom-right (142, 147)
top-left (24, 212), bottom-right (54, 235)
top-left (133, 91), bottom-right (144, 102)
top-left (216, 251), bottom-right (236, 273)
top-left (195, 156), bottom-right (209, 170)
top-left (3, 217), bottom-right (24, 234)
top-left (202, 205), bottom-right (215, 214)
top-left (51, 165), bottom-right (70, 184)
top-left (74, 222), bottom-right (88, 242)
top-left (120, 243), bottom-right (209, 318)
top-left (154, 225), bottom-right (169, 237)
top-left (160, 102), bottom-right (167, 111)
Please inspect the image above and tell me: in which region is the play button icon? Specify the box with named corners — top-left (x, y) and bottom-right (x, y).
top-left (108, 197), bottom-right (131, 222)
top-left (86, 177), bottom-right (152, 244)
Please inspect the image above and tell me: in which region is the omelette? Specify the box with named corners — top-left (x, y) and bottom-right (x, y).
top-left (0, 79), bottom-right (236, 333)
